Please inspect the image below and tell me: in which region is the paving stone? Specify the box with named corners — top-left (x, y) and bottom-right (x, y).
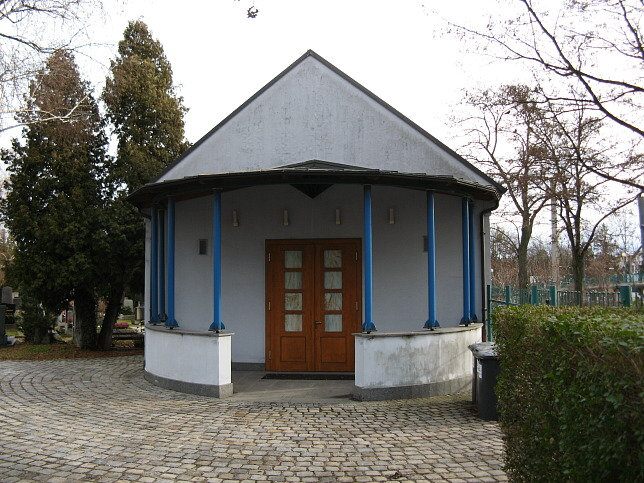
top-left (0, 355), bottom-right (507, 482)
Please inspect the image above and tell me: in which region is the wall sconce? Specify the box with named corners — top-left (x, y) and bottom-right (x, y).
top-left (283, 209), bottom-right (289, 226)
top-left (389, 208), bottom-right (395, 225)
top-left (335, 208), bottom-right (341, 225)
top-left (232, 210), bottom-right (239, 227)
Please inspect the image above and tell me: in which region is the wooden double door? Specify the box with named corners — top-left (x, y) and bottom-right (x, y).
top-left (265, 239), bottom-right (361, 372)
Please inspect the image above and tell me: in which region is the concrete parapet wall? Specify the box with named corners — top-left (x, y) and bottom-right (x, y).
top-left (353, 324), bottom-right (482, 400)
top-left (144, 325), bottom-right (233, 398)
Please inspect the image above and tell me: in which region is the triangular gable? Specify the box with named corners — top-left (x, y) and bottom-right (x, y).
top-left (155, 50), bottom-right (501, 192)
top-left (279, 160), bottom-right (378, 171)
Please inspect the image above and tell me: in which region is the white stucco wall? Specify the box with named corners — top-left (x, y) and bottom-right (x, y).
top-left (145, 327), bottom-right (232, 386)
top-left (158, 56), bottom-right (491, 188)
top-left (150, 184), bottom-right (487, 364)
top-left (354, 325), bottom-right (482, 389)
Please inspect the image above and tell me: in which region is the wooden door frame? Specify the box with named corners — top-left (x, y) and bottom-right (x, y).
top-left (265, 238), bottom-right (362, 372)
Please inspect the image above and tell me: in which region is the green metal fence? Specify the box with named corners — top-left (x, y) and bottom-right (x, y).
top-left (485, 284), bottom-right (637, 341)
top-left (559, 272), bottom-right (643, 288)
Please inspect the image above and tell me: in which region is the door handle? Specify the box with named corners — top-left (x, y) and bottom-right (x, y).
top-left (314, 320), bottom-right (322, 325)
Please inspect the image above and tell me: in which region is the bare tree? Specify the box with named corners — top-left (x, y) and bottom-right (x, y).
top-left (536, 98), bottom-right (639, 293)
top-left (491, 225), bottom-right (520, 286)
top-left (0, 0), bottom-right (103, 132)
top-left (585, 224), bottom-right (624, 287)
top-left (461, 84), bottom-right (551, 289)
top-left (451, 0), bottom-right (643, 189)
top-left (527, 235), bottom-right (555, 285)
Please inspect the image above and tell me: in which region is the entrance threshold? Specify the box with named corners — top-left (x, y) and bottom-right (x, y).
top-left (230, 371), bottom-right (355, 403)
top-left (262, 372), bottom-right (354, 380)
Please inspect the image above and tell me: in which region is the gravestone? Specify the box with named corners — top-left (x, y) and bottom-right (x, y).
top-left (1, 286), bottom-right (12, 305)
top-left (0, 305), bottom-right (7, 347)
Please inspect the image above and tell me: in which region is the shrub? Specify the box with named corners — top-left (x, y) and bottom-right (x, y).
top-left (493, 305), bottom-right (643, 482)
top-left (114, 321), bottom-right (129, 329)
top-left (119, 305), bottom-right (133, 316)
top-left (17, 295), bottom-right (55, 344)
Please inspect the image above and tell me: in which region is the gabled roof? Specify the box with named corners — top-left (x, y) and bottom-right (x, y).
top-left (150, 50), bottom-right (504, 195)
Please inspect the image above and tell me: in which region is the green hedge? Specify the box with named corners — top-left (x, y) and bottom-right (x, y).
top-left (493, 305), bottom-right (643, 482)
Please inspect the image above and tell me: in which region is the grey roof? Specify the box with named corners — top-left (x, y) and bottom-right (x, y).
top-left (127, 160), bottom-right (501, 208)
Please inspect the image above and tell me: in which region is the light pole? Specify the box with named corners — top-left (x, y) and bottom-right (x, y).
top-left (621, 252), bottom-right (628, 283)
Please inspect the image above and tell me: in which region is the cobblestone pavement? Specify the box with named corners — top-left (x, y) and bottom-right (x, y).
top-left (0, 356), bottom-right (507, 482)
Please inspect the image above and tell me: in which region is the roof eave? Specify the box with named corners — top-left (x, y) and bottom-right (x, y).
top-left (127, 169), bottom-right (502, 208)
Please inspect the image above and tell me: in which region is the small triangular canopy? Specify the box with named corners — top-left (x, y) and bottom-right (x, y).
top-left (154, 50), bottom-right (501, 193)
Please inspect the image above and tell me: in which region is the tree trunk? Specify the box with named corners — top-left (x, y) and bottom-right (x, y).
top-left (517, 238), bottom-right (530, 290)
top-left (517, 222), bottom-right (533, 301)
top-left (72, 288), bottom-right (97, 349)
top-left (33, 326), bottom-right (51, 345)
top-left (97, 285), bottom-right (123, 350)
top-left (571, 250), bottom-right (585, 304)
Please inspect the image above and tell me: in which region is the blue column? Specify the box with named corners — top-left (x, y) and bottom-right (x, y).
top-left (424, 191), bottom-right (440, 329)
top-left (468, 200), bottom-right (478, 322)
top-left (461, 198), bottom-right (471, 325)
top-left (209, 190), bottom-right (225, 332)
top-left (362, 185), bottom-right (376, 332)
top-left (165, 197), bottom-right (178, 328)
top-left (158, 208), bottom-right (167, 323)
top-left (149, 205), bottom-right (159, 324)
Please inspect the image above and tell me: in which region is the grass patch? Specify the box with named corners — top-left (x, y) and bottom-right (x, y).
top-left (0, 341), bottom-right (142, 361)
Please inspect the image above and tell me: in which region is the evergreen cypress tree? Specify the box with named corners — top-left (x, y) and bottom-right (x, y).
top-left (1, 50), bottom-right (107, 349)
top-left (99, 21), bottom-right (188, 348)
top-left (104, 20), bottom-right (189, 189)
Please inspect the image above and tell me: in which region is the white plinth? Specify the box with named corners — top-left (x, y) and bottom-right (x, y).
top-left (144, 324), bottom-right (233, 397)
top-left (353, 324), bottom-right (482, 400)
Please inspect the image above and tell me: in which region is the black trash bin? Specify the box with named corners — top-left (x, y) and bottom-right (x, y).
top-left (469, 342), bottom-right (500, 421)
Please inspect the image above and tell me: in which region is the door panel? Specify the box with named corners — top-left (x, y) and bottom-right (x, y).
top-left (319, 337), bottom-right (346, 363)
top-left (266, 239), bottom-right (361, 372)
top-left (313, 242), bottom-right (360, 371)
top-left (267, 243), bottom-right (314, 372)
top-left (280, 336), bottom-right (307, 362)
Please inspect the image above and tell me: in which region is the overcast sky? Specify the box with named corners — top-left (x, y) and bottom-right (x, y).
top-left (75, 0), bottom-right (527, 148)
top-left (5, 0), bottom-right (637, 239)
